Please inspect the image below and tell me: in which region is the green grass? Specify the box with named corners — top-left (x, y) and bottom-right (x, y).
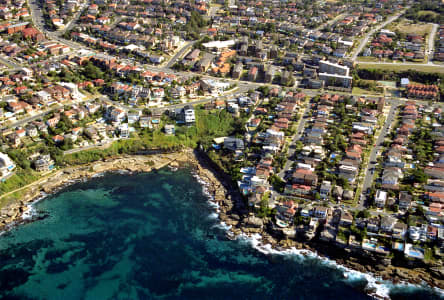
top-left (0, 169), bottom-right (41, 209)
top-left (357, 63), bottom-right (444, 74)
top-left (61, 108), bottom-right (241, 166)
top-left (0, 190), bottom-right (26, 209)
top-left (352, 87), bottom-right (383, 96)
top-left (387, 19), bottom-right (433, 36)
top-left (0, 169), bottom-right (40, 195)
top-left (357, 57), bottom-right (381, 62)
top-left (417, 10), bottom-right (438, 18)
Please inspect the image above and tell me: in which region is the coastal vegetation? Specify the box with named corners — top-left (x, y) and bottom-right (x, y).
top-left (55, 108), bottom-right (240, 166)
top-left (0, 108), bottom-right (241, 199)
top-left (0, 169), bottom-right (39, 198)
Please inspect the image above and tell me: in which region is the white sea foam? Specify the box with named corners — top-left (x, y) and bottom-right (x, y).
top-left (91, 172), bottom-right (105, 178)
top-left (21, 205), bottom-right (36, 220)
top-left (234, 233), bottom-right (444, 299)
top-left (191, 171), bottom-right (443, 298)
top-left (116, 170), bottom-right (130, 175)
top-left (234, 233), bottom-right (391, 298)
top-left (21, 192), bottom-right (49, 221)
top-left (192, 173), bottom-right (216, 203)
top-left (208, 212), bottom-right (219, 219)
top-left (212, 221), bottom-right (232, 231)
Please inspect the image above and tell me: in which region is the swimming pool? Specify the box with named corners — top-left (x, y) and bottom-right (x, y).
top-left (362, 242), bottom-right (376, 250)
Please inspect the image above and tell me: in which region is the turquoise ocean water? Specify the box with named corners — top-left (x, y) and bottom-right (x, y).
top-left (0, 168), bottom-right (442, 299)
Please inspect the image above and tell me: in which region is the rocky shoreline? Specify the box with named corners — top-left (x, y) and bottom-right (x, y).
top-left (0, 149), bottom-right (443, 297)
top-left (0, 150), bottom-right (199, 232)
top-left (191, 151), bottom-right (444, 295)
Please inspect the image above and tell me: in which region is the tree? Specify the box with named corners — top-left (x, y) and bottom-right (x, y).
top-left (336, 176), bottom-right (350, 190)
top-left (82, 61), bottom-right (104, 80)
top-left (142, 108), bottom-right (152, 116)
top-left (357, 209), bottom-right (370, 219)
top-left (257, 86), bottom-right (270, 96)
top-left (412, 168), bottom-right (428, 184)
top-left (269, 174), bottom-right (285, 193)
top-left (60, 138), bottom-right (74, 151)
top-left (7, 149), bottom-right (31, 170)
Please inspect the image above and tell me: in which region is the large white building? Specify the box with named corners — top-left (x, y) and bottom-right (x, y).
top-left (319, 73), bottom-right (353, 88)
top-left (202, 40), bottom-right (236, 52)
top-left (175, 105), bottom-right (195, 124)
top-left (0, 152), bottom-right (15, 179)
top-left (200, 79), bottom-right (231, 95)
top-left (183, 105), bottom-right (195, 124)
top-left (319, 60), bottom-right (350, 76)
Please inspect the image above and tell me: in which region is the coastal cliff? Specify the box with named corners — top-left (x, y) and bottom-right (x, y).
top-left (0, 150), bottom-right (194, 230)
top-left (1, 149), bottom-right (443, 294)
top-left (192, 151), bottom-right (444, 292)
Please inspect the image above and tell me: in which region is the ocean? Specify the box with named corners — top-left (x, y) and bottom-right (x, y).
top-left (0, 168), bottom-right (442, 299)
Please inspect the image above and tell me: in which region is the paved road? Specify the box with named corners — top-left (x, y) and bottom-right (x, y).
top-left (359, 103), bottom-right (399, 208)
top-left (29, 0), bottom-right (84, 49)
top-left (0, 105), bottom-right (62, 130)
top-left (63, 140), bottom-right (113, 155)
top-left (28, 0), bottom-right (50, 34)
top-left (1, 94), bottom-right (98, 130)
top-left (427, 23), bottom-right (439, 64)
top-left (60, 1), bottom-right (89, 34)
top-left (0, 56), bottom-right (22, 69)
top-left (166, 41), bottom-right (196, 68)
top-left (278, 99), bottom-right (312, 179)
top-left (351, 9), bottom-right (407, 61)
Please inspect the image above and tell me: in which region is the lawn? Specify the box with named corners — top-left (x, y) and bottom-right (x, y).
top-left (387, 19), bottom-right (433, 36)
top-left (357, 56), bottom-right (380, 62)
top-left (417, 10), bottom-right (439, 19)
top-left (357, 63), bottom-right (444, 74)
top-left (352, 87), bottom-right (383, 96)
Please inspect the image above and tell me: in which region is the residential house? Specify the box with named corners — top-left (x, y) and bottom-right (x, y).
top-left (34, 154), bottom-right (54, 172)
top-left (174, 105), bottom-right (195, 125)
top-left (398, 191), bottom-right (412, 210)
top-left (313, 206), bottom-right (329, 219)
top-left (164, 124), bottom-right (175, 135)
top-left (224, 137), bottom-right (244, 151)
top-left (367, 217), bottom-right (379, 232)
top-left (375, 190), bottom-right (387, 208)
top-left (319, 180), bottom-right (331, 199)
top-left (293, 168), bottom-right (318, 186)
top-left (339, 210), bottom-right (353, 226)
top-left (392, 222), bottom-right (408, 239)
top-left (380, 216), bottom-right (396, 232)
top-left (0, 152), bottom-right (15, 178)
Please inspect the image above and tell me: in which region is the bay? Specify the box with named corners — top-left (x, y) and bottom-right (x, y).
top-left (0, 168), bottom-right (441, 299)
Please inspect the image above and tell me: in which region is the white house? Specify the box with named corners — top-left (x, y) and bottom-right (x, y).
top-left (375, 190), bottom-right (387, 208)
top-left (119, 123), bottom-right (130, 138)
top-left (127, 111), bottom-right (141, 124)
top-left (183, 105), bottom-right (195, 124)
top-left (0, 152), bottom-right (15, 179)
